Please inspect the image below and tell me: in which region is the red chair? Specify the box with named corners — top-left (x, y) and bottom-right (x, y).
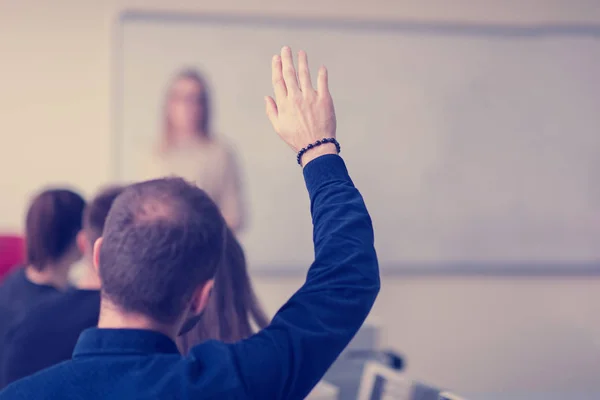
top-left (0, 235), bottom-right (25, 282)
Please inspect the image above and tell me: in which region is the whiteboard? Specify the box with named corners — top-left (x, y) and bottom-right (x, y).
top-left (115, 13), bottom-right (600, 273)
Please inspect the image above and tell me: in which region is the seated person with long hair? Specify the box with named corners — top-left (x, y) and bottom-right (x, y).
top-left (0, 188), bottom-right (85, 310)
top-left (179, 228), bottom-right (269, 352)
top-left (0, 189), bottom-right (85, 383)
top-left (0, 47), bottom-right (380, 400)
top-left (0, 186), bottom-right (124, 387)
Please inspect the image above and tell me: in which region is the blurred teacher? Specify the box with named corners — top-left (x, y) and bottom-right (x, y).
top-left (146, 69), bottom-right (245, 232)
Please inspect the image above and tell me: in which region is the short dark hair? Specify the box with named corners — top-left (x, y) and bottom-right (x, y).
top-left (83, 186), bottom-right (125, 246)
top-left (98, 177), bottom-right (226, 324)
top-left (25, 189), bottom-right (86, 270)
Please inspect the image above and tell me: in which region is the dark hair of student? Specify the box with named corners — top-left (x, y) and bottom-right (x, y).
top-left (179, 228), bottom-right (269, 352)
top-left (25, 189), bottom-right (85, 271)
top-left (82, 186), bottom-right (125, 246)
top-left (98, 177), bottom-right (226, 324)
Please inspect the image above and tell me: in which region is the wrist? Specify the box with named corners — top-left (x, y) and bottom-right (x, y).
top-left (300, 143), bottom-right (338, 167)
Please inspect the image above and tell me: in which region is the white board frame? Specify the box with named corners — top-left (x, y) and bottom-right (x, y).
top-left (113, 11), bottom-right (600, 276)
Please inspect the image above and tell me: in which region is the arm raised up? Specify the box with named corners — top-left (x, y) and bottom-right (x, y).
top-left (192, 46), bottom-right (380, 400)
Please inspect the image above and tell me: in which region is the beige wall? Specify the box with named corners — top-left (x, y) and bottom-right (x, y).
top-left (3, 0), bottom-right (600, 230)
top-left (2, 0), bottom-right (600, 395)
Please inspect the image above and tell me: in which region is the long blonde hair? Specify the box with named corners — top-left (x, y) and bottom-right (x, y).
top-left (179, 229), bottom-right (269, 352)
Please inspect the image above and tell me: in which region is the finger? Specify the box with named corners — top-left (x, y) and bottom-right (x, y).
top-left (281, 46), bottom-right (300, 95)
top-left (317, 66), bottom-right (330, 97)
top-left (297, 50), bottom-right (313, 94)
top-left (271, 55), bottom-right (287, 102)
top-left (265, 96), bottom-right (278, 127)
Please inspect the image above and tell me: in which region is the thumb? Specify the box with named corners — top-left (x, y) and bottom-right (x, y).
top-left (265, 96), bottom-right (278, 127)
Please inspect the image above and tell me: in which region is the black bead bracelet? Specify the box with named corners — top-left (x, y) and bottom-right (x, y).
top-left (297, 137), bottom-right (341, 165)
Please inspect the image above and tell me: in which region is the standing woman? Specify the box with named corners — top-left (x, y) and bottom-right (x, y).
top-left (146, 69), bottom-right (245, 232)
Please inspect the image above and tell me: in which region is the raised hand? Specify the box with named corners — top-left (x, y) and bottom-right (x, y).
top-left (265, 46), bottom-right (337, 167)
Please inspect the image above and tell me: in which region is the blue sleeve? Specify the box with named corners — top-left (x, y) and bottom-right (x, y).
top-left (214, 154), bottom-right (379, 399)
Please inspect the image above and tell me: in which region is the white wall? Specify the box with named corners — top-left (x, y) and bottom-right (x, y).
top-left (2, 0), bottom-right (600, 395)
top-left (255, 274), bottom-right (600, 394)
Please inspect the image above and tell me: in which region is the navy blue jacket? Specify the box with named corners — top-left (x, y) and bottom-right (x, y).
top-left (1, 289), bottom-right (100, 387)
top-left (0, 268), bottom-right (62, 386)
top-left (0, 154), bottom-right (380, 400)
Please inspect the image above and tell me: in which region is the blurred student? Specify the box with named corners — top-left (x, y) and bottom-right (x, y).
top-left (0, 188), bottom-right (84, 386)
top-left (145, 69), bottom-right (245, 232)
top-left (0, 47), bottom-right (380, 400)
top-left (0, 188), bottom-right (85, 318)
top-left (179, 227), bottom-right (269, 352)
top-left (0, 186), bottom-right (123, 387)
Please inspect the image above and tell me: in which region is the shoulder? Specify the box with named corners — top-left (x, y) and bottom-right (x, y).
top-left (7, 290), bottom-right (98, 340)
top-left (186, 339), bottom-right (236, 366)
top-left (45, 289), bottom-right (99, 309)
top-left (0, 366), bottom-right (65, 399)
top-left (18, 289), bottom-right (86, 320)
top-left (0, 268), bottom-right (25, 293)
top-left (211, 138), bottom-right (242, 172)
top-left (3, 304), bottom-right (50, 359)
top-left (206, 136), bottom-right (236, 156)
top-left (185, 341), bottom-right (245, 389)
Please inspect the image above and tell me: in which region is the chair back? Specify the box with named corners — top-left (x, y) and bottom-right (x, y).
top-left (439, 392), bottom-right (467, 400)
top-left (358, 361), bottom-right (448, 400)
top-left (0, 235), bottom-right (25, 281)
top-left (358, 361), bottom-right (414, 400)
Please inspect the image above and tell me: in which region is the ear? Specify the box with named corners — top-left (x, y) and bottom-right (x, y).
top-left (190, 279), bottom-right (214, 314)
top-left (92, 237), bottom-right (103, 275)
top-left (76, 231), bottom-right (88, 255)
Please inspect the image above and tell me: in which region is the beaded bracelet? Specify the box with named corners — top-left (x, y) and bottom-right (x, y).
top-left (297, 137), bottom-right (341, 165)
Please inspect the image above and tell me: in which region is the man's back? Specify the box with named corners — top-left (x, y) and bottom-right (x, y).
top-left (3, 330), bottom-right (246, 400)
top-left (0, 268), bottom-right (61, 386)
top-left (1, 47), bottom-right (380, 400)
top-left (1, 153), bottom-right (377, 400)
top-left (1, 289), bottom-right (100, 386)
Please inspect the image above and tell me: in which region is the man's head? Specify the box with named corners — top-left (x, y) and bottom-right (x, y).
top-left (94, 177), bottom-right (226, 333)
top-left (77, 186), bottom-right (125, 261)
